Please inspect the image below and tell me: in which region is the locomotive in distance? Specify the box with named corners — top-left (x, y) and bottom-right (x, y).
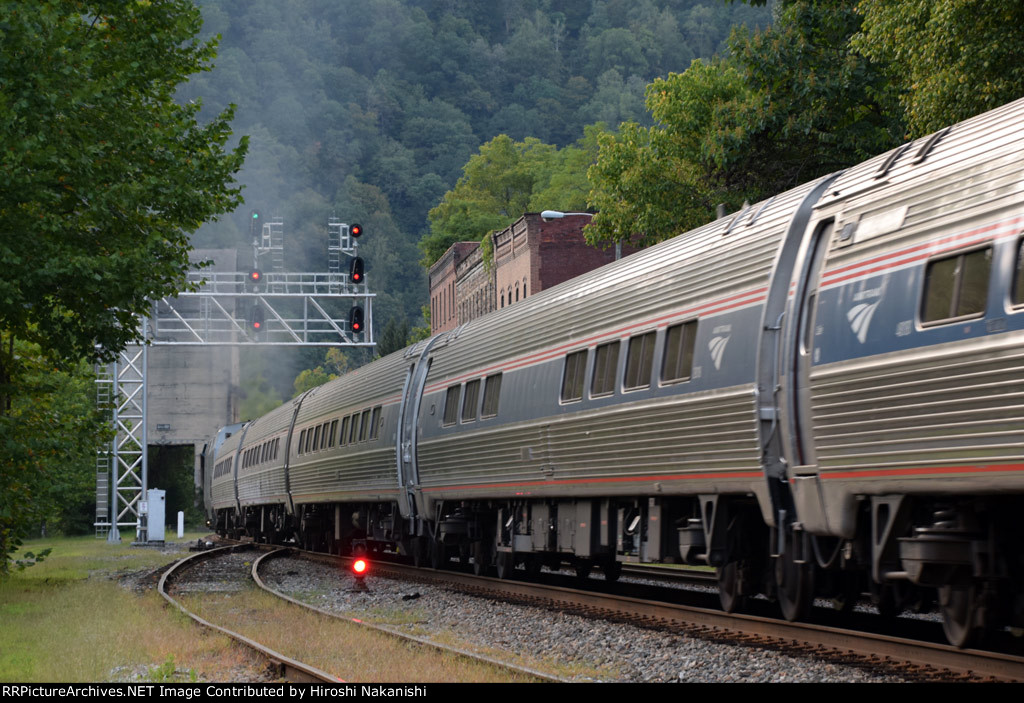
top-left (204, 97), bottom-right (1024, 649)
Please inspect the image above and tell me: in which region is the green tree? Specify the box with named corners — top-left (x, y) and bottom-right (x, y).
top-left (0, 1), bottom-right (247, 369)
top-left (0, 342), bottom-right (109, 571)
top-left (854, 0), bottom-right (1024, 137)
top-left (420, 131), bottom-right (603, 266)
top-left (0, 1), bottom-right (247, 568)
top-left (376, 317), bottom-right (411, 357)
top-left (587, 0), bottom-right (901, 247)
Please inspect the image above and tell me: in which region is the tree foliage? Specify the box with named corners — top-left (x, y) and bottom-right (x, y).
top-left (0, 0), bottom-right (247, 367)
top-left (0, 342), bottom-right (109, 573)
top-left (420, 129), bottom-right (605, 265)
top-left (854, 0), bottom-right (1024, 138)
top-left (0, 0), bottom-right (246, 570)
top-left (587, 0), bottom-right (902, 247)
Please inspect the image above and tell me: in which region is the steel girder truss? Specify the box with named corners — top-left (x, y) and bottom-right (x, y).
top-left (94, 342), bottom-right (147, 542)
top-left (150, 271), bottom-right (374, 346)
top-left (95, 269), bottom-right (374, 540)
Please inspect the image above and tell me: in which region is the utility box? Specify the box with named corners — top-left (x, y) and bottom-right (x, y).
top-left (147, 489), bottom-right (166, 543)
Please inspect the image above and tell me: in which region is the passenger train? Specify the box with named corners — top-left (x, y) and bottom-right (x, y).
top-left (203, 97), bottom-right (1024, 648)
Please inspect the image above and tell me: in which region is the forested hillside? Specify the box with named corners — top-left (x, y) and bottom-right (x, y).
top-left (182, 0), bottom-right (772, 329)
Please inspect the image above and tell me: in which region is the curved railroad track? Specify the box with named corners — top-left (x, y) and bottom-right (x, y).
top-left (158, 544), bottom-right (340, 683)
top-left (160, 542), bottom-right (548, 683)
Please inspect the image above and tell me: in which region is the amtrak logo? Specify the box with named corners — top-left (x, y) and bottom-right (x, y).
top-left (847, 300), bottom-right (881, 343)
top-left (709, 335), bottom-right (730, 370)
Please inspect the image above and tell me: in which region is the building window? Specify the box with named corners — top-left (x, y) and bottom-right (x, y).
top-left (922, 247), bottom-right (992, 324)
top-left (591, 341), bottom-right (620, 396)
top-left (561, 350), bottom-right (587, 402)
top-left (663, 320), bottom-right (698, 383)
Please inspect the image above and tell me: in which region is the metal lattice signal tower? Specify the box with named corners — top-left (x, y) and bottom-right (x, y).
top-left (94, 327), bottom-right (149, 542)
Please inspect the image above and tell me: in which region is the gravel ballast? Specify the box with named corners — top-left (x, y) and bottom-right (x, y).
top-left (260, 556), bottom-right (909, 683)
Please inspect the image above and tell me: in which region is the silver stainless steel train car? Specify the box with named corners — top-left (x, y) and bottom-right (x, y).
top-left (203, 98), bottom-right (1024, 647)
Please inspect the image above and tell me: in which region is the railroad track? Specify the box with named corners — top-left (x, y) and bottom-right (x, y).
top-left (160, 542), bottom-right (550, 683)
top-left (209, 538), bottom-right (1024, 681)
top-left (251, 548), bottom-right (563, 682)
top-left (312, 551), bottom-right (1024, 682)
top-left (158, 544), bottom-right (340, 683)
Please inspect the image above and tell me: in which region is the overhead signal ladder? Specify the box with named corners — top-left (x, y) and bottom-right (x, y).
top-left (253, 211), bottom-right (285, 281)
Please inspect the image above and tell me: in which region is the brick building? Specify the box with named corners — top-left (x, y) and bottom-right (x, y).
top-left (429, 213), bottom-right (636, 335)
top-left (427, 241), bottom-right (478, 334)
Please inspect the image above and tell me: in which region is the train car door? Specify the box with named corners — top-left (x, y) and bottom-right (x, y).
top-left (395, 336), bottom-right (442, 523)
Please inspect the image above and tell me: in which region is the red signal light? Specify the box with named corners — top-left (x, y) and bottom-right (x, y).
top-left (353, 558), bottom-right (368, 575)
top-left (350, 223), bottom-right (363, 238)
top-left (249, 269), bottom-right (262, 283)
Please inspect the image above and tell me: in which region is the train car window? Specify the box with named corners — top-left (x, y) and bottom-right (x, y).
top-left (1014, 239), bottom-right (1024, 306)
top-left (369, 407), bottom-right (381, 439)
top-left (348, 413), bottom-right (359, 444)
top-left (462, 379), bottom-right (481, 422)
top-left (359, 409), bottom-right (371, 441)
top-left (561, 350), bottom-right (587, 402)
top-left (624, 332), bottom-right (656, 390)
top-left (662, 320), bottom-right (698, 383)
top-left (443, 385), bottom-right (461, 426)
top-left (340, 416), bottom-right (350, 446)
top-left (481, 374), bottom-right (502, 417)
top-left (591, 341), bottom-right (620, 396)
top-left (318, 423), bottom-right (327, 450)
top-left (329, 420), bottom-right (338, 448)
top-left (310, 425), bottom-right (319, 452)
top-left (297, 430), bottom-right (305, 455)
top-left (922, 247), bottom-right (992, 324)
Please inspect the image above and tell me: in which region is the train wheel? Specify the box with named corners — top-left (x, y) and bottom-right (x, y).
top-left (472, 540), bottom-right (491, 576)
top-left (717, 561), bottom-right (746, 613)
top-left (410, 537), bottom-right (427, 568)
top-left (775, 539), bottom-right (814, 621)
top-left (495, 552), bottom-right (514, 579)
top-left (601, 558), bottom-right (622, 582)
top-left (939, 584), bottom-right (983, 648)
top-left (429, 540), bottom-right (446, 570)
top-left (574, 559), bottom-right (593, 580)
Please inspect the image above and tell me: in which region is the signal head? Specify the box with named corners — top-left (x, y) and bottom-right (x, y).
top-left (249, 269), bottom-right (263, 284)
top-left (349, 257), bottom-right (364, 284)
top-left (349, 306), bottom-right (364, 334)
top-left (249, 306), bottom-right (265, 333)
top-left (350, 223), bottom-right (363, 238)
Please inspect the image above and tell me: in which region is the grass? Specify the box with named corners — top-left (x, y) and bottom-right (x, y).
top-left (179, 586), bottom-right (537, 683)
top-left (1, 534), bottom-right (537, 683)
top-left (0, 533), bottom-right (265, 682)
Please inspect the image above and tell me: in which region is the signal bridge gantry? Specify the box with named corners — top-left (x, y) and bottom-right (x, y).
top-left (95, 218), bottom-right (373, 544)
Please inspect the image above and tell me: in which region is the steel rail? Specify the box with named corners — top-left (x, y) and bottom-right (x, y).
top-left (353, 557), bottom-right (1024, 682)
top-left (158, 544), bottom-right (342, 684)
top-left (252, 548), bottom-right (563, 683)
